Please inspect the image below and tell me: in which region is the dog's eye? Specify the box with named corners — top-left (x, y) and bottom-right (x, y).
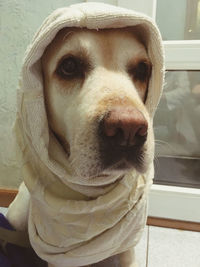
top-left (56, 56), bottom-right (84, 79)
top-left (128, 61), bottom-right (151, 82)
top-left (135, 62), bottom-right (149, 81)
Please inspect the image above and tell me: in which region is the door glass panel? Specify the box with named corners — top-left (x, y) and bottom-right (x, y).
top-left (156, 0), bottom-right (200, 40)
top-left (154, 70), bottom-right (200, 188)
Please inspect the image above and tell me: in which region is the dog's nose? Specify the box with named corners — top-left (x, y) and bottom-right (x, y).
top-left (101, 106), bottom-right (148, 147)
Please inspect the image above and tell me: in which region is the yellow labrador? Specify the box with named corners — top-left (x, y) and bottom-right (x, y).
top-left (8, 27), bottom-right (153, 267)
top-left (42, 28), bottom-right (152, 178)
top-left (41, 28), bottom-right (152, 267)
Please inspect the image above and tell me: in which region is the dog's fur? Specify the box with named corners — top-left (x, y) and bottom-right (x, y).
top-left (42, 28), bottom-right (153, 179)
top-left (8, 28), bottom-right (154, 267)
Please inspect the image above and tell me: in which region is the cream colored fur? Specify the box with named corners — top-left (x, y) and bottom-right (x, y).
top-left (7, 28), bottom-right (153, 267)
top-left (42, 28), bottom-right (154, 179)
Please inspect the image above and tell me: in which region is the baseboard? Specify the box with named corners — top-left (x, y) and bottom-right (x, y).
top-left (147, 216), bottom-right (200, 232)
top-left (0, 188), bottom-right (199, 232)
top-left (0, 188), bottom-right (18, 208)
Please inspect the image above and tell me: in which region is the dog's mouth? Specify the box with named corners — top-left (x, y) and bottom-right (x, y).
top-left (109, 158), bottom-right (135, 170)
top-left (88, 152), bottom-right (147, 183)
top-left (91, 173), bottom-right (124, 184)
top-left (99, 147), bottom-right (147, 174)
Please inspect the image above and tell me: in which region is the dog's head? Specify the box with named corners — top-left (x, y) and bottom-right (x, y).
top-left (42, 27), bottom-right (154, 179)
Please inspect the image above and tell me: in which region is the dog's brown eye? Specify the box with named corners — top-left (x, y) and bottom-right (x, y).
top-left (128, 61), bottom-right (151, 82)
top-left (134, 61), bottom-right (151, 81)
top-left (56, 56), bottom-right (84, 79)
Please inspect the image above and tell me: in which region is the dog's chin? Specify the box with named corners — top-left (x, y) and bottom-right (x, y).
top-left (103, 159), bottom-right (134, 174)
top-left (78, 158), bottom-right (148, 180)
top-left (102, 158), bottom-right (148, 175)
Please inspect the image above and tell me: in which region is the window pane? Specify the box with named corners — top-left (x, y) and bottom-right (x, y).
top-left (156, 0), bottom-right (200, 40)
top-left (154, 70), bottom-right (200, 188)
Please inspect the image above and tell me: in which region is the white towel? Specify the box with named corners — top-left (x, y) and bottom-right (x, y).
top-left (14, 2), bottom-right (164, 266)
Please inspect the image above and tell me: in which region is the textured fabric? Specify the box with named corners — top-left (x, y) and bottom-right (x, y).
top-left (0, 213), bottom-right (47, 267)
top-left (14, 2), bottom-right (164, 267)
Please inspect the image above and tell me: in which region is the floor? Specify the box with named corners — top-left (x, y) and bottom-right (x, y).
top-left (1, 207), bottom-right (200, 267)
top-left (135, 226), bottom-right (200, 267)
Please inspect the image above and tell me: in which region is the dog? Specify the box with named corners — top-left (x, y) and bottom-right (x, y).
top-left (42, 27), bottom-right (153, 179)
top-left (43, 27), bottom-right (152, 267)
top-left (7, 27), bottom-right (153, 267)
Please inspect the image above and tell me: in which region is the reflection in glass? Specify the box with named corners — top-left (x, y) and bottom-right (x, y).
top-left (156, 0), bottom-right (200, 40)
top-left (154, 71), bottom-right (200, 188)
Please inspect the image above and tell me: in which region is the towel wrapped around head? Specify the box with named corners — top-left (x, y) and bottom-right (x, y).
top-left (14, 2), bottom-right (164, 266)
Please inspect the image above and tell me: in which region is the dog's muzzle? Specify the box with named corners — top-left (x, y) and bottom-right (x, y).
top-left (98, 106), bottom-right (148, 171)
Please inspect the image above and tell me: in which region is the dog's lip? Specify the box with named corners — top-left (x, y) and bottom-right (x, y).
top-left (89, 159), bottom-right (131, 182)
top-left (113, 159), bottom-right (130, 168)
top-left (106, 158), bottom-right (133, 170)
top-left (86, 159), bottom-right (133, 180)
top-left (89, 172), bottom-right (124, 185)
top-left (102, 174), bottom-right (124, 187)
top-left (90, 173), bottom-right (114, 180)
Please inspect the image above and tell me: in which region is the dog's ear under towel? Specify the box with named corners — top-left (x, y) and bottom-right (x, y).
top-left (13, 2), bottom-right (164, 267)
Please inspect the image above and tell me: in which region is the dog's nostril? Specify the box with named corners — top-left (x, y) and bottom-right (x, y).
top-left (136, 124), bottom-right (148, 137)
top-left (101, 106), bottom-right (148, 147)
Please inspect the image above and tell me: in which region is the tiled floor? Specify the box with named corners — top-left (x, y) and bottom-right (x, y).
top-left (1, 207), bottom-right (200, 267)
top-left (0, 207), bottom-right (7, 215)
top-left (135, 226), bottom-right (200, 267)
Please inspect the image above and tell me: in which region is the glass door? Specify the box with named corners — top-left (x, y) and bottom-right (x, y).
top-left (154, 70), bottom-right (200, 189)
top-left (118, 0), bottom-right (200, 222)
top-left (150, 0), bottom-right (200, 222)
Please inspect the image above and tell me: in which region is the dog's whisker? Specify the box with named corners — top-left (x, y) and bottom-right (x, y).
top-left (153, 155), bottom-right (160, 170)
top-left (155, 139), bottom-right (172, 150)
top-left (154, 139), bottom-right (179, 159)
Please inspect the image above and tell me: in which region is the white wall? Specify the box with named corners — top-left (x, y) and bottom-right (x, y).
top-left (156, 0), bottom-right (187, 40)
top-left (0, 0), bottom-right (83, 188)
